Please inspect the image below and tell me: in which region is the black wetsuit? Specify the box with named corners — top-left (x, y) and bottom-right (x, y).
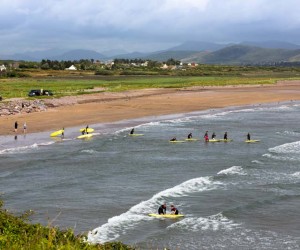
top-left (130, 129), bottom-right (134, 134)
top-left (224, 132), bottom-right (228, 140)
top-left (158, 205), bottom-right (166, 214)
top-left (188, 133), bottom-right (192, 139)
top-left (247, 133), bottom-right (251, 140)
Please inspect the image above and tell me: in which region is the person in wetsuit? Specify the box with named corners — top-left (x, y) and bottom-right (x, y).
top-left (187, 133), bottom-right (192, 139)
top-left (170, 137), bottom-right (177, 141)
top-left (170, 204), bottom-right (179, 215)
top-left (224, 132), bottom-right (228, 140)
top-left (130, 128), bottom-right (134, 134)
top-left (212, 132), bottom-right (216, 139)
top-left (247, 133), bottom-right (251, 140)
top-left (158, 203), bottom-right (167, 214)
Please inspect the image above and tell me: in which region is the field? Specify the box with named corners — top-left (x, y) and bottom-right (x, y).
top-left (1, 67), bottom-right (300, 99)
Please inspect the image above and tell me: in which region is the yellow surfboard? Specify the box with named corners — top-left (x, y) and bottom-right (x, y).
top-left (50, 130), bottom-right (64, 137)
top-left (148, 213), bottom-right (184, 218)
top-left (79, 128), bottom-right (94, 133)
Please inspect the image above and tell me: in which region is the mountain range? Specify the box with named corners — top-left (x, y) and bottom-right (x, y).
top-left (1, 40), bottom-right (300, 65)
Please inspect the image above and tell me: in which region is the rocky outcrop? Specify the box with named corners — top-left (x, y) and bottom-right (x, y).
top-left (0, 100), bottom-right (47, 116)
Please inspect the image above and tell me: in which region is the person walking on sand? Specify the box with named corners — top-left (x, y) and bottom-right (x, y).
top-left (23, 122), bottom-right (27, 134)
top-left (14, 121), bottom-right (18, 133)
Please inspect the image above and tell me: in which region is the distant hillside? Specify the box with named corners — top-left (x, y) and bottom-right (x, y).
top-left (168, 41), bottom-right (228, 51)
top-left (241, 40), bottom-right (300, 50)
top-left (51, 49), bottom-right (106, 61)
top-left (191, 45), bottom-right (300, 65)
top-left (142, 50), bottom-right (200, 62)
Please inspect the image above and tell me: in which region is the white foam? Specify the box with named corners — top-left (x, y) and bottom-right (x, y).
top-left (168, 213), bottom-right (240, 232)
top-left (217, 166), bottom-right (246, 176)
top-left (263, 153), bottom-right (299, 162)
top-left (0, 171), bottom-right (14, 178)
top-left (81, 149), bottom-right (97, 154)
top-left (251, 160), bottom-right (264, 165)
top-left (87, 176), bottom-right (224, 244)
top-left (0, 143), bottom-right (39, 155)
top-left (269, 141), bottom-right (300, 154)
top-left (292, 172), bottom-right (300, 177)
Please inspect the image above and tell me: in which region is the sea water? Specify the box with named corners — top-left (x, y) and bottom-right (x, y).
top-left (0, 102), bottom-right (300, 249)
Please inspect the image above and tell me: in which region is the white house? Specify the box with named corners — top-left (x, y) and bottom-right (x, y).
top-left (65, 65), bottom-right (77, 70)
top-left (0, 65), bottom-right (6, 71)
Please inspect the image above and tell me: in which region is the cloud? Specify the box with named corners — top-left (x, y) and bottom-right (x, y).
top-left (1, 0), bottom-right (300, 53)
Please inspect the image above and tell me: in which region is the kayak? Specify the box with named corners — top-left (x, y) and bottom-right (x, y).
top-left (148, 213), bottom-right (184, 219)
top-left (245, 140), bottom-right (260, 143)
top-left (79, 128), bottom-right (94, 133)
top-left (50, 130), bottom-right (64, 137)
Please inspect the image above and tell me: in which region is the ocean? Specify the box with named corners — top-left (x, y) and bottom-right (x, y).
top-left (0, 102), bottom-right (300, 249)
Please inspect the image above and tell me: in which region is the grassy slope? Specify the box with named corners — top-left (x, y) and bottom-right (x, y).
top-left (0, 200), bottom-right (132, 250)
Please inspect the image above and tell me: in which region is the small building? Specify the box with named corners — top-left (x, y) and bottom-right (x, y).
top-left (65, 65), bottom-right (77, 70)
top-left (0, 65), bottom-right (6, 71)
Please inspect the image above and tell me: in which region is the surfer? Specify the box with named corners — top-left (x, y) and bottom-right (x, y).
top-left (204, 131), bottom-right (209, 142)
top-left (170, 204), bottom-right (179, 215)
top-left (86, 125), bottom-right (89, 134)
top-left (212, 132), bottom-right (216, 139)
top-left (61, 128), bottom-right (64, 138)
top-left (130, 128), bottom-right (134, 135)
top-left (170, 137), bottom-right (177, 141)
top-left (224, 132), bottom-right (228, 140)
top-left (187, 133), bottom-right (192, 139)
top-left (158, 203), bottom-right (167, 215)
top-left (247, 133), bottom-right (251, 140)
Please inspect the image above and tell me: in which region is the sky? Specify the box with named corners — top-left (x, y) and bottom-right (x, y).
top-left (1, 0), bottom-right (300, 54)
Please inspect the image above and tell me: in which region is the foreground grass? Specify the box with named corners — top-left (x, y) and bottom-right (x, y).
top-left (0, 200), bottom-right (132, 250)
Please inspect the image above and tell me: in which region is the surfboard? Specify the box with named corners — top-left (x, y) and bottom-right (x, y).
top-left (50, 130), bottom-right (64, 137)
top-left (169, 140), bottom-right (186, 143)
top-left (185, 138), bottom-right (198, 141)
top-left (129, 134), bottom-right (144, 136)
top-left (245, 140), bottom-right (260, 143)
top-left (79, 128), bottom-right (94, 133)
top-left (77, 134), bottom-right (93, 139)
top-left (148, 213), bottom-right (184, 219)
top-left (208, 139), bottom-right (221, 142)
top-left (219, 139), bottom-right (233, 142)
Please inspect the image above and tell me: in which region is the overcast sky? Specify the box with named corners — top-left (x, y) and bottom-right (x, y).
top-left (1, 0), bottom-right (300, 53)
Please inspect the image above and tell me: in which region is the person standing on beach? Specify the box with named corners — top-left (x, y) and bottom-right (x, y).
top-left (14, 121), bottom-right (18, 133)
top-left (23, 122), bottom-right (27, 134)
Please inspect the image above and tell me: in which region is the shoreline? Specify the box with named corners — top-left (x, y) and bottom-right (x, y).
top-left (1, 80), bottom-right (300, 136)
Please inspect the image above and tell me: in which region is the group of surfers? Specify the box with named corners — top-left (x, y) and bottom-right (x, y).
top-left (170, 131), bottom-right (252, 142)
top-left (158, 203), bottom-right (179, 215)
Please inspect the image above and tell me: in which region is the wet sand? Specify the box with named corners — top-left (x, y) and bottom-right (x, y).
top-left (1, 80), bottom-right (300, 136)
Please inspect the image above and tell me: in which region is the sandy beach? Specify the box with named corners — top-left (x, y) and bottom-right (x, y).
top-left (1, 80), bottom-right (300, 136)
